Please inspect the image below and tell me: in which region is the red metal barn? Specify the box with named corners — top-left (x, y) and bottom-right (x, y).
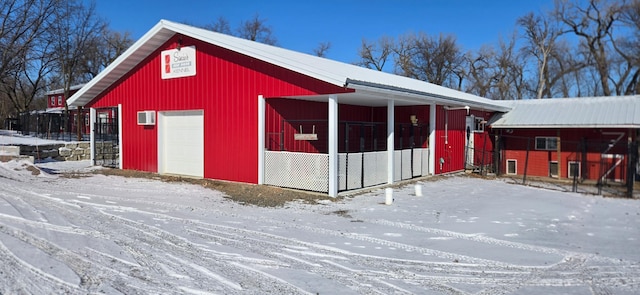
top-left (68, 20), bottom-right (508, 197)
top-left (489, 97), bottom-right (640, 183)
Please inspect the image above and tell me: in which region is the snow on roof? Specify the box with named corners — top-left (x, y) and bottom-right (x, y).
top-left (68, 20), bottom-right (508, 111)
top-left (488, 95), bottom-right (640, 128)
top-left (46, 84), bottom-right (86, 95)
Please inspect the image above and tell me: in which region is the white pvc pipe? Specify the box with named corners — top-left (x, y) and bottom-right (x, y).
top-left (385, 188), bottom-right (393, 205)
top-left (415, 184), bottom-right (423, 197)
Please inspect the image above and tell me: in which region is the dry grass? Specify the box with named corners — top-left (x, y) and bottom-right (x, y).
top-left (92, 168), bottom-right (337, 207)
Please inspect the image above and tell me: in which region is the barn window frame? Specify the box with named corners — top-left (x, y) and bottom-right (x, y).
top-left (549, 161), bottom-right (559, 178)
top-left (568, 161), bottom-right (580, 178)
top-left (535, 137), bottom-right (558, 150)
top-left (506, 159), bottom-right (517, 175)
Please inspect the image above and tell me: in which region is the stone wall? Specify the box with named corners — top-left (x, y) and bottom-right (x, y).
top-left (17, 142), bottom-right (91, 161)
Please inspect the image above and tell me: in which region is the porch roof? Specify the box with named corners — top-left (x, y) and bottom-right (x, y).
top-left (488, 96), bottom-right (640, 129)
top-left (68, 20), bottom-right (509, 112)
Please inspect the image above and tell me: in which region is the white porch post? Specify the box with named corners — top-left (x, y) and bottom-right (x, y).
top-left (118, 104), bottom-right (123, 170)
top-left (387, 99), bottom-right (395, 184)
top-left (429, 103), bottom-right (436, 175)
top-left (257, 95), bottom-right (265, 184)
top-left (328, 95), bottom-right (338, 197)
top-left (89, 108), bottom-right (96, 165)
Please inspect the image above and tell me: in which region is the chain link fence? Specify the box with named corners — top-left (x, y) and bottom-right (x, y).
top-left (466, 134), bottom-right (638, 198)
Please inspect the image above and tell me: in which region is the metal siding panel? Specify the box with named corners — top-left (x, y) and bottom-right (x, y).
top-left (87, 35), bottom-right (347, 184)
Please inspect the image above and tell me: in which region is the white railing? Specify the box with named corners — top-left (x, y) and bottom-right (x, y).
top-left (264, 151), bottom-right (329, 193)
top-left (264, 148), bottom-right (429, 193)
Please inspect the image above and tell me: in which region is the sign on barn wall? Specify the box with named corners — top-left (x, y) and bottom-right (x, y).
top-left (161, 46), bottom-right (196, 79)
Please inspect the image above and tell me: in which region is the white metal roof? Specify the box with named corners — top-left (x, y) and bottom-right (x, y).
top-left (488, 96), bottom-right (640, 128)
top-left (46, 84), bottom-right (86, 95)
top-left (67, 20), bottom-right (509, 111)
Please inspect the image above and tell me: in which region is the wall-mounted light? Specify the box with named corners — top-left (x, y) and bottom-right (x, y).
top-left (410, 115), bottom-right (418, 126)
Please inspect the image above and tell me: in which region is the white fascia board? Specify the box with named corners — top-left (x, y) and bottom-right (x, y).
top-left (349, 82), bottom-right (510, 111)
top-left (68, 21), bottom-right (169, 107)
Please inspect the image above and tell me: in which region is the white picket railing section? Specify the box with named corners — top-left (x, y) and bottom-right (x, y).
top-left (264, 148), bottom-right (430, 193)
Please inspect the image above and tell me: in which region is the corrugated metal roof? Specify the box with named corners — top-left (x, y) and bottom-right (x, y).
top-left (488, 96), bottom-right (640, 128)
top-left (45, 84), bottom-right (86, 95)
top-left (68, 20), bottom-right (508, 111)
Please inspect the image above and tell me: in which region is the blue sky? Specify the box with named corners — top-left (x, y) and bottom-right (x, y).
top-left (93, 0), bottom-right (555, 64)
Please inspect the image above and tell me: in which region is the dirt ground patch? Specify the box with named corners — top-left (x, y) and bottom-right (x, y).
top-left (88, 168), bottom-right (336, 207)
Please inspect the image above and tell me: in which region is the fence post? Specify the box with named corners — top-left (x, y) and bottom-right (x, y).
top-left (494, 134), bottom-right (501, 176)
top-left (523, 137), bottom-right (530, 185)
top-left (627, 141), bottom-right (637, 198)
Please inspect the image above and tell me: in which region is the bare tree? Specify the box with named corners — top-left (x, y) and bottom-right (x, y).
top-left (545, 40), bottom-right (588, 97)
top-left (613, 0), bottom-right (640, 94)
top-left (80, 28), bottom-right (133, 80)
top-left (518, 12), bottom-right (563, 98)
top-left (389, 32), bottom-right (466, 89)
top-left (206, 16), bottom-right (232, 35)
top-left (0, 0), bottom-right (59, 118)
top-left (464, 35), bottom-right (526, 100)
top-left (465, 46), bottom-right (496, 98)
top-left (393, 34), bottom-right (417, 77)
top-left (411, 33), bottom-right (465, 88)
top-left (312, 41), bottom-right (331, 57)
top-left (356, 37), bottom-right (393, 71)
top-left (237, 13), bottom-right (277, 45)
top-left (555, 0), bottom-right (626, 96)
top-left (49, 0), bottom-right (107, 139)
top-left (491, 34), bottom-right (527, 100)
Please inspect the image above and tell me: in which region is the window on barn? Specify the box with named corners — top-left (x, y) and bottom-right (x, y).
top-left (506, 159), bottom-right (517, 175)
top-left (535, 137), bottom-right (558, 150)
top-left (549, 161), bottom-right (558, 177)
top-left (50, 97), bottom-right (56, 106)
top-left (58, 96), bottom-right (63, 106)
top-left (568, 161), bottom-right (580, 178)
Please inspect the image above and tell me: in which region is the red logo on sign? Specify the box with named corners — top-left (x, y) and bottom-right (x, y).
top-left (164, 55), bottom-right (171, 73)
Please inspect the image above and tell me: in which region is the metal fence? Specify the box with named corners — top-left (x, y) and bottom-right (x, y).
top-left (466, 134), bottom-right (638, 198)
top-left (16, 111), bottom-right (89, 141)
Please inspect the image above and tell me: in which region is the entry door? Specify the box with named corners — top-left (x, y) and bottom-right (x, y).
top-left (465, 115), bottom-right (475, 168)
top-left (158, 110), bottom-right (204, 177)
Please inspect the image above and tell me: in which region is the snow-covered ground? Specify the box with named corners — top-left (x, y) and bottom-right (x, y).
top-left (0, 129), bottom-right (72, 146)
top-left (1, 133), bottom-right (639, 293)
top-left (0, 158), bottom-right (638, 294)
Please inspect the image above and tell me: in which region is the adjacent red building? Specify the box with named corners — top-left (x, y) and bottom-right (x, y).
top-left (488, 97), bottom-right (640, 184)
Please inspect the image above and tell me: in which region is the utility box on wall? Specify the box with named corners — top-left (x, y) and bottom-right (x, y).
top-left (137, 111), bottom-right (156, 126)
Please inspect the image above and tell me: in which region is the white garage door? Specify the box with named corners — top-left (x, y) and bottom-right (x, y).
top-left (158, 110), bottom-right (204, 177)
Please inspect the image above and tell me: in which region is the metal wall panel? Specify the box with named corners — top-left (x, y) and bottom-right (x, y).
top-left (87, 35), bottom-right (347, 184)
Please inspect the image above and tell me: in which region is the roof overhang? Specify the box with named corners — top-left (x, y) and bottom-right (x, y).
top-left (341, 79), bottom-right (511, 111)
top-left (68, 22), bottom-right (175, 107)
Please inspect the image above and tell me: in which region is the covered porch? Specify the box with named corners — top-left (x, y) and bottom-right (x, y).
top-left (257, 79), bottom-right (487, 197)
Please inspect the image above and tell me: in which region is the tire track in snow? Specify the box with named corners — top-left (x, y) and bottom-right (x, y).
top-left (0, 182), bottom-right (241, 293)
top-left (4, 180), bottom-right (320, 294)
top-left (2, 174), bottom-right (639, 294)
top-left (0, 237), bottom-right (78, 294)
